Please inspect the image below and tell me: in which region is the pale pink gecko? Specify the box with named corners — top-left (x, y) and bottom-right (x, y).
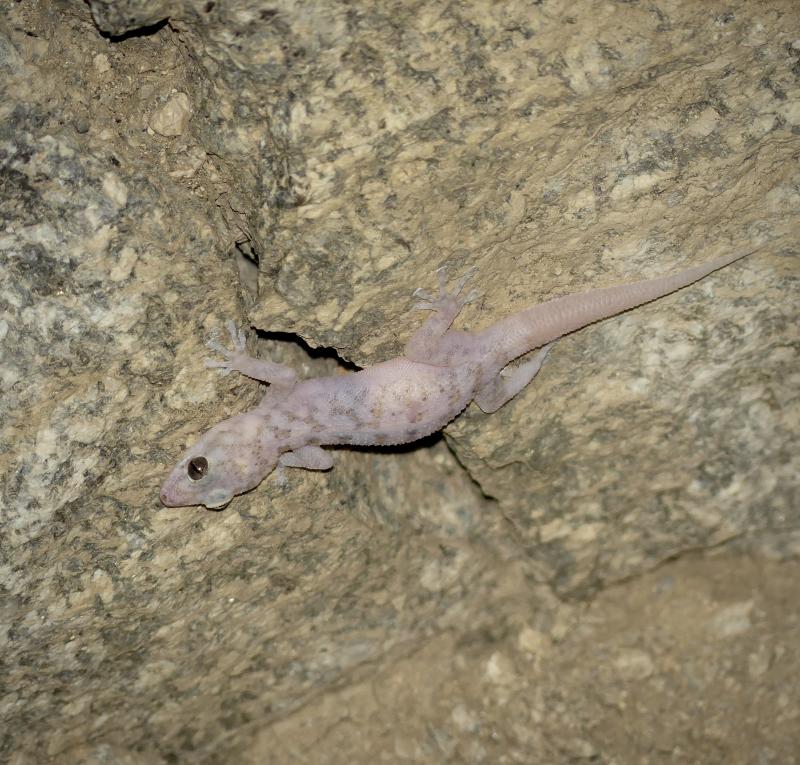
top-left (160, 250), bottom-right (753, 508)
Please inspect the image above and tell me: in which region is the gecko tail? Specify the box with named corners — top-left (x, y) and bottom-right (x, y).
top-left (480, 247), bottom-right (758, 365)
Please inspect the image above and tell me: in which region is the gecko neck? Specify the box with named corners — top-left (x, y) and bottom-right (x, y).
top-left (255, 391), bottom-right (324, 451)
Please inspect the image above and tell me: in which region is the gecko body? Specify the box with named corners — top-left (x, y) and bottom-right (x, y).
top-left (160, 250), bottom-right (753, 508)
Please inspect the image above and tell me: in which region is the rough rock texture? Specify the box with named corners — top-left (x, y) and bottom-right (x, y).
top-left (1, 0), bottom-right (798, 763)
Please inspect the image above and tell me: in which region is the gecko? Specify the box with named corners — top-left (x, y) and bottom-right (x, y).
top-left (160, 249), bottom-right (754, 509)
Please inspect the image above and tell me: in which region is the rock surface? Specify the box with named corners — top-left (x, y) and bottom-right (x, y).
top-left (1, 0), bottom-right (798, 762)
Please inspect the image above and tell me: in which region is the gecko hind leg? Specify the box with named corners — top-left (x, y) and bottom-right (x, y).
top-left (405, 266), bottom-right (479, 363)
top-left (205, 320), bottom-right (297, 385)
top-left (473, 344), bottom-right (553, 413)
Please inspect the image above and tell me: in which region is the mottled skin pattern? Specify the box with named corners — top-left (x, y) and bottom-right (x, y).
top-left (161, 251), bottom-right (753, 508)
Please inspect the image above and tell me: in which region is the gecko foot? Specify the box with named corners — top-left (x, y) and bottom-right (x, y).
top-left (205, 320), bottom-right (248, 376)
top-left (204, 321), bottom-right (298, 385)
top-left (412, 266), bottom-right (479, 313)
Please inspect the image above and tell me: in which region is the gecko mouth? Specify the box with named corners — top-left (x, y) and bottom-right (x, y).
top-left (203, 494), bottom-right (233, 510)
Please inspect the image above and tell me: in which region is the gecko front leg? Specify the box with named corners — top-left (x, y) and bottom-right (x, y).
top-left (405, 267), bottom-right (479, 365)
top-left (205, 320), bottom-right (297, 386)
top-left (278, 445), bottom-right (334, 470)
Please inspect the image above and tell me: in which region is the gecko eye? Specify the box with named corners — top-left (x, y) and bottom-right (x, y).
top-left (187, 456), bottom-right (209, 481)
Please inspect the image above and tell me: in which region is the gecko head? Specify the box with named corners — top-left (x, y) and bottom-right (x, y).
top-left (160, 413), bottom-right (278, 509)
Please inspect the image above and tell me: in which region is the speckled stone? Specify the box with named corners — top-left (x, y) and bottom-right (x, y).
top-left (1, 0), bottom-right (798, 762)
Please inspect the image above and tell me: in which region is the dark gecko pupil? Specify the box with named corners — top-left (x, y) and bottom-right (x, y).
top-left (187, 456), bottom-right (209, 480)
